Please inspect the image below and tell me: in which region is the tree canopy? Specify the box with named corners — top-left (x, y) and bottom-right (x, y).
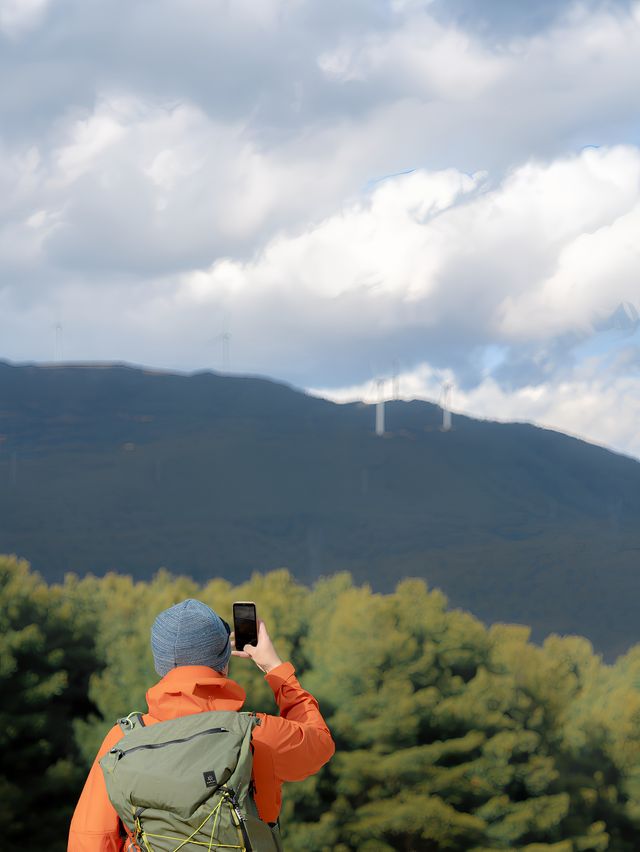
top-left (2, 555), bottom-right (639, 851)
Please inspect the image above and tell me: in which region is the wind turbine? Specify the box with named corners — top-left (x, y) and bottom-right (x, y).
top-left (375, 378), bottom-right (386, 436)
top-left (54, 322), bottom-right (63, 362)
top-left (392, 359), bottom-right (400, 400)
top-left (440, 381), bottom-right (453, 432)
top-left (213, 331), bottom-right (231, 372)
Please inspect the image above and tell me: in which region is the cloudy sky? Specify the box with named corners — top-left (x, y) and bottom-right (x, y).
top-left (2, 0), bottom-right (640, 456)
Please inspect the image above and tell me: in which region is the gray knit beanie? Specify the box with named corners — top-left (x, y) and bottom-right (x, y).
top-left (151, 599), bottom-right (231, 677)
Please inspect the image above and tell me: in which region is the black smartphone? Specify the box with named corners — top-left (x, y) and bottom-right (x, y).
top-left (232, 601), bottom-right (258, 652)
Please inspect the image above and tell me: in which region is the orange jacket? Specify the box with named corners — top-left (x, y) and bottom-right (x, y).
top-left (68, 662), bottom-right (335, 852)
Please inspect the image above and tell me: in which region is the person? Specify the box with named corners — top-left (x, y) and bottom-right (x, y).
top-left (68, 598), bottom-right (335, 851)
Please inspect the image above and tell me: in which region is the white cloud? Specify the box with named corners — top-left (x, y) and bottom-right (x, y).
top-left (54, 108), bottom-right (128, 184)
top-left (318, 15), bottom-right (507, 100)
top-left (170, 145), bottom-right (640, 351)
top-left (33, 97), bottom-right (316, 271)
top-left (0, 0), bottom-right (51, 38)
top-left (500, 201), bottom-right (640, 340)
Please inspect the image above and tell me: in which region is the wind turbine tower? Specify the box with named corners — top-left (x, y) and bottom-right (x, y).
top-left (392, 359), bottom-right (400, 400)
top-left (375, 378), bottom-right (385, 436)
top-left (441, 381), bottom-right (452, 432)
top-left (214, 330), bottom-right (231, 372)
top-left (221, 331), bottom-right (231, 373)
top-left (55, 323), bottom-right (63, 362)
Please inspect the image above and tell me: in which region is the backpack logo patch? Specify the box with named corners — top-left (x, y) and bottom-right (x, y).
top-left (203, 770), bottom-right (217, 788)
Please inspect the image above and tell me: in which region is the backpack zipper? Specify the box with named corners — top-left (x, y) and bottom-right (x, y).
top-left (110, 726), bottom-right (229, 759)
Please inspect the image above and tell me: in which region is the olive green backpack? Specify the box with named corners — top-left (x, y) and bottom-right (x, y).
top-left (99, 710), bottom-right (283, 852)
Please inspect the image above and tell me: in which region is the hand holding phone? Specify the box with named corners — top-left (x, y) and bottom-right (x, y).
top-left (232, 602), bottom-right (282, 674)
top-left (232, 601), bottom-right (258, 651)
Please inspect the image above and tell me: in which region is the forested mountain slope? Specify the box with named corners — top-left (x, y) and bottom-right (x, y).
top-left (1, 360), bottom-right (639, 658)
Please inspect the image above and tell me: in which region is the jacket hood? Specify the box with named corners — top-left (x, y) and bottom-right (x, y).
top-left (145, 665), bottom-right (247, 720)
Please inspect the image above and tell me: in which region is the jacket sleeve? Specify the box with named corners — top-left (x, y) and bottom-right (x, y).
top-left (68, 726), bottom-right (126, 852)
top-left (254, 662), bottom-right (335, 783)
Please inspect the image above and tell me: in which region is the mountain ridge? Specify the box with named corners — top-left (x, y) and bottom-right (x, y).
top-left (1, 359), bottom-right (639, 659)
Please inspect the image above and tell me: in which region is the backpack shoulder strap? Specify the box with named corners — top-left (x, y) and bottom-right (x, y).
top-left (117, 711), bottom-right (146, 734)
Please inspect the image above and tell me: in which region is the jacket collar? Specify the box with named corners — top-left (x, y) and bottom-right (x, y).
top-left (146, 665), bottom-right (247, 720)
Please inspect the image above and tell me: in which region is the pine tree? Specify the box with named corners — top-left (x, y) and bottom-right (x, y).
top-left (288, 576), bottom-right (614, 850)
top-left (0, 556), bottom-right (98, 851)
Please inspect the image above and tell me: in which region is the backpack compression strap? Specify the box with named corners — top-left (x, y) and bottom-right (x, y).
top-left (117, 711), bottom-right (146, 734)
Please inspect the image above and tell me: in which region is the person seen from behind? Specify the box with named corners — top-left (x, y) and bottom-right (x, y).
top-left (68, 598), bottom-right (335, 851)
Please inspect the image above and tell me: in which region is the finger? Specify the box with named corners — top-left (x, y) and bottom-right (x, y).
top-left (231, 649), bottom-right (251, 658)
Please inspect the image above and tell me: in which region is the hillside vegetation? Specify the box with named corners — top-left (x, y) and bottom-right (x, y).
top-left (3, 555), bottom-right (640, 851)
top-left (1, 361), bottom-right (640, 658)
